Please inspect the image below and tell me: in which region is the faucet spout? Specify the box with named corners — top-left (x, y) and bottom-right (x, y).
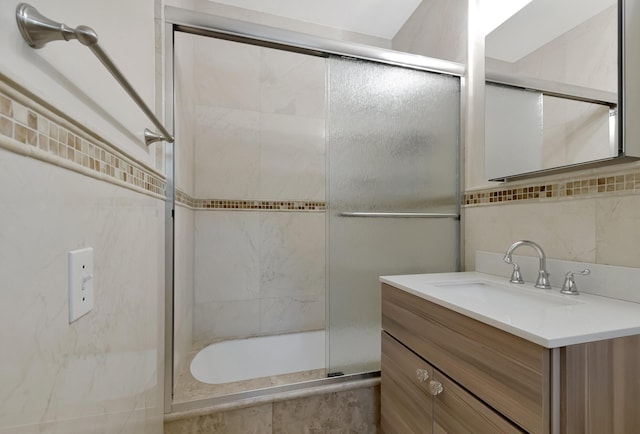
top-left (503, 240), bottom-right (551, 289)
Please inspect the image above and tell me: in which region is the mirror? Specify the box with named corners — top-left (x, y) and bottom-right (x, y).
top-left (483, 0), bottom-right (635, 181)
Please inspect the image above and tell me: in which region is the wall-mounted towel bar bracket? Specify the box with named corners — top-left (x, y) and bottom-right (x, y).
top-left (15, 3), bottom-right (174, 146)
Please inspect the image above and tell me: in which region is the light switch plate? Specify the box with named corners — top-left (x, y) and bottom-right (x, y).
top-left (68, 247), bottom-right (94, 323)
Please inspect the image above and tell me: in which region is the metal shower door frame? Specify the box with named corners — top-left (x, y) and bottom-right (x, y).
top-left (162, 6), bottom-right (465, 414)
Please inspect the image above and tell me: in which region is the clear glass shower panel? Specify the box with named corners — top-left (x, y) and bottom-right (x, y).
top-left (327, 57), bottom-right (460, 375)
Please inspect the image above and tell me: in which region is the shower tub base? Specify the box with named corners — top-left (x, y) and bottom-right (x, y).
top-left (191, 330), bottom-right (325, 384)
top-left (175, 330), bottom-right (326, 403)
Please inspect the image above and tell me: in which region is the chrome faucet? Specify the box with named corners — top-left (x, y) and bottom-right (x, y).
top-left (503, 240), bottom-right (552, 289)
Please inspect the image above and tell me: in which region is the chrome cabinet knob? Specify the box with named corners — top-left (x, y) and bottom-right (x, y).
top-left (416, 368), bottom-right (429, 382)
top-left (429, 380), bottom-right (443, 396)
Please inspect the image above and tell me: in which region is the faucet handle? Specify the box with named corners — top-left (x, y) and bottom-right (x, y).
top-left (560, 269), bottom-right (590, 295)
top-left (509, 262), bottom-right (524, 284)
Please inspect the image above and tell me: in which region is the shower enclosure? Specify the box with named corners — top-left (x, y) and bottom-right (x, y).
top-left (165, 10), bottom-right (462, 412)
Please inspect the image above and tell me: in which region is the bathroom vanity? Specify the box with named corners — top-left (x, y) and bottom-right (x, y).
top-left (380, 272), bottom-right (640, 433)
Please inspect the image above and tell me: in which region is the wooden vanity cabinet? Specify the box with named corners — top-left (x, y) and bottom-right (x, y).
top-left (382, 332), bottom-right (522, 433)
top-left (381, 283), bottom-right (640, 434)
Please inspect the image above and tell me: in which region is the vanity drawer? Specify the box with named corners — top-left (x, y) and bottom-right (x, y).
top-left (382, 331), bottom-right (523, 434)
top-left (381, 331), bottom-right (434, 433)
top-left (433, 368), bottom-right (524, 433)
top-left (382, 283), bottom-right (550, 434)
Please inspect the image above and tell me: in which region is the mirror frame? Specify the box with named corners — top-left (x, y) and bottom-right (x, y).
top-left (484, 0), bottom-right (640, 182)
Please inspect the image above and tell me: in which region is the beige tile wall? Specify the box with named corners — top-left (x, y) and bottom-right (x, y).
top-left (175, 33), bottom-right (328, 342)
top-left (164, 384), bottom-right (380, 434)
top-left (0, 84), bottom-right (165, 432)
top-left (464, 166), bottom-right (640, 276)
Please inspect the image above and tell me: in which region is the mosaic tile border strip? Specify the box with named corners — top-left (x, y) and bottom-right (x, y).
top-left (176, 189), bottom-right (325, 211)
top-left (0, 90), bottom-right (165, 197)
top-left (465, 171), bottom-right (640, 206)
top-left (175, 189), bottom-right (196, 208)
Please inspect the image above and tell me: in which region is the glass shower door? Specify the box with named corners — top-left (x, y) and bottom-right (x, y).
top-left (327, 57), bottom-right (460, 375)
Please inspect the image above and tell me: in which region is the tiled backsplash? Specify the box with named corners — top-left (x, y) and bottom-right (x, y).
top-left (0, 88), bottom-right (165, 197)
top-left (465, 170), bottom-right (640, 206)
top-left (176, 189), bottom-right (325, 212)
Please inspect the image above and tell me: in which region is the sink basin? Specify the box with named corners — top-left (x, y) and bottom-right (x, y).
top-left (433, 281), bottom-right (581, 310)
top-left (380, 271), bottom-right (640, 348)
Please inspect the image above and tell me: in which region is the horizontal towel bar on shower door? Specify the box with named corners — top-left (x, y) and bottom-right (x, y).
top-left (15, 3), bottom-right (174, 146)
top-left (339, 212), bottom-right (459, 219)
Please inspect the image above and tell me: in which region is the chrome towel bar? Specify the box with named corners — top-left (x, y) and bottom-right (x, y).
top-left (339, 212), bottom-right (459, 219)
top-left (15, 3), bottom-right (174, 146)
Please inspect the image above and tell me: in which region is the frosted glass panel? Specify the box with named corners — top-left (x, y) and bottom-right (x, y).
top-left (485, 83), bottom-right (543, 180)
top-left (327, 57), bottom-right (460, 375)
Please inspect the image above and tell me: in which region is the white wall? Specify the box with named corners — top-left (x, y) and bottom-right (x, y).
top-left (392, 0), bottom-right (468, 63)
top-left (0, 0), bottom-right (158, 166)
top-left (165, 0), bottom-right (391, 48)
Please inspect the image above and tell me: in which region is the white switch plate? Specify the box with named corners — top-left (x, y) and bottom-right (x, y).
top-left (68, 247), bottom-right (94, 323)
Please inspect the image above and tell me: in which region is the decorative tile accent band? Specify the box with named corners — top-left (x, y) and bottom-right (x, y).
top-left (176, 189), bottom-right (325, 211)
top-left (0, 89), bottom-right (165, 197)
top-left (465, 171), bottom-right (640, 206)
top-left (175, 189), bottom-right (196, 208)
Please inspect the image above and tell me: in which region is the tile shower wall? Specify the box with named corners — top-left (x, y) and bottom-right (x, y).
top-left (173, 32), bottom-right (196, 378)
top-left (181, 34), bottom-right (327, 342)
top-left (193, 211), bottom-right (325, 341)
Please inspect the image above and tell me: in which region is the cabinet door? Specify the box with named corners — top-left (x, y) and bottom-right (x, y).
top-left (432, 369), bottom-right (524, 434)
top-left (382, 283), bottom-right (549, 433)
top-left (381, 332), bottom-right (433, 434)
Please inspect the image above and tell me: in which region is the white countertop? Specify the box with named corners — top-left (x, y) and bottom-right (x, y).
top-left (380, 271), bottom-right (640, 348)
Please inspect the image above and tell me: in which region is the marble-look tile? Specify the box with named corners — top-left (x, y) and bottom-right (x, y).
top-left (259, 212), bottom-right (325, 299)
top-left (542, 96), bottom-right (611, 169)
top-left (194, 106), bottom-right (260, 199)
top-left (260, 48), bottom-right (326, 119)
top-left (174, 206), bottom-right (195, 375)
top-left (565, 5), bottom-right (617, 92)
top-left (260, 296), bottom-right (325, 335)
top-left (194, 35), bottom-right (261, 111)
top-left (259, 113), bottom-right (326, 201)
top-left (194, 300), bottom-right (261, 342)
top-left (164, 403), bottom-right (272, 434)
top-left (193, 211), bottom-right (325, 340)
top-left (0, 149), bottom-right (163, 431)
top-left (194, 211), bottom-right (260, 303)
top-left (272, 386), bottom-right (380, 434)
top-left (464, 200), bottom-right (597, 270)
top-left (0, 408), bottom-right (149, 434)
top-left (190, 42), bottom-right (326, 202)
top-left (596, 195), bottom-right (640, 268)
top-left (174, 34), bottom-right (196, 196)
